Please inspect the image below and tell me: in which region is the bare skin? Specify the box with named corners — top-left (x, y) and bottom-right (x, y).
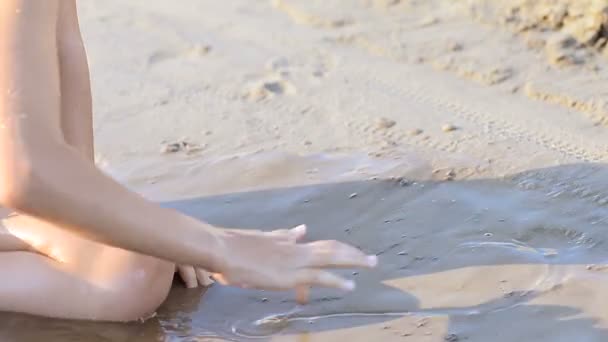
top-left (56, 0), bottom-right (212, 289)
top-left (0, 0), bottom-right (376, 322)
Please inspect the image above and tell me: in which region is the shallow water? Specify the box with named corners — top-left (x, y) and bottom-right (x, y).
top-left (4, 153), bottom-right (608, 341)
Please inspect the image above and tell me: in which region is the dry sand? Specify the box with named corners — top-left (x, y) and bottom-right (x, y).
top-left (3, 0), bottom-right (608, 341)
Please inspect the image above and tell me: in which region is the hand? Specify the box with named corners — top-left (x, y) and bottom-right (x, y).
top-left (176, 264), bottom-right (214, 288)
top-left (210, 225), bottom-right (377, 294)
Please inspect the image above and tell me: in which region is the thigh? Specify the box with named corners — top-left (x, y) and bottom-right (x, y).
top-left (0, 215), bottom-right (175, 321)
top-left (0, 251), bottom-right (174, 322)
top-left (0, 251), bottom-right (108, 320)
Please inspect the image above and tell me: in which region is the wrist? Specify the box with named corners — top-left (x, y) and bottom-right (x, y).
top-left (181, 215), bottom-right (227, 272)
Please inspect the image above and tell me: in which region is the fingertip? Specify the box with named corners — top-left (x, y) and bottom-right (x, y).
top-left (201, 277), bottom-right (214, 287)
top-left (290, 225), bottom-right (307, 241)
top-left (292, 224), bottom-right (307, 235)
top-left (212, 273), bottom-right (228, 285)
top-left (367, 255), bottom-right (378, 267)
top-left (196, 269), bottom-right (215, 287)
top-left (296, 285), bottom-right (310, 305)
top-left (342, 280), bottom-right (356, 291)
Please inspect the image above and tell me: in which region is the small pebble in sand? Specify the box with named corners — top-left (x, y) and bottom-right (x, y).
top-left (160, 140), bottom-right (203, 154)
top-left (442, 124), bottom-right (458, 132)
top-left (349, 193), bottom-right (358, 199)
top-left (384, 219), bottom-right (391, 223)
top-left (585, 264), bottom-right (606, 271)
top-left (382, 325), bottom-right (390, 330)
top-left (160, 142), bottom-right (183, 153)
top-left (402, 332), bottom-right (412, 336)
top-left (398, 251), bottom-right (408, 256)
top-left (261, 298), bottom-right (268, 302)
top-left (416, 318), bottom-right (428, 327)
top-left (376, 117), bottom-right (397, 129)
top-left (418, 15), bottom-right (439, 27)
top-left (397, 178), bottom-right (413, 187)
top-left (445, 169), bottom-right (456, 181)
top-left (190, 44), bottom-right (212, 56)
top-left (447, 42), bottom-right (463, 52)
top-left (484, 232), bottom-right (493, 237)
top-left (408, 128), bottom-right (423, 136)
top-left (413, 56), bottom-right (427, 64)
top-left (444, 333), bottom-right (460, 341)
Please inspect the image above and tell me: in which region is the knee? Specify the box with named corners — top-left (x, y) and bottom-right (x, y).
top-left (96, 261), bottom-right (175, 322)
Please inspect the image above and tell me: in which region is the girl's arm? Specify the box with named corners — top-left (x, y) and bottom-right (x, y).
top-left (57, 0), bottom-right (95, 160)
top-left (0, 0), bottom-right (374, 292)
top-left (0, 0), bottom-right (221, 267)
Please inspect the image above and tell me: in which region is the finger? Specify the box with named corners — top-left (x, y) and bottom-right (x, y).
top-left (269, 225), bottom-right (306, 243)
top-left (295, 285), bottom-right (309, 305)
top-left (212, 272), bottom-right (235, 287)
top-left (196, 268), bottom-right (215, 287)
top-left (211, 273), bottom-right (252, 289)
top-left (295, 269), bottom-right (356, 291)
top-left (268, 228), bottom-right (291, 241)
top-left (289, 224), bottom-right (307, 242)
top-left (306, 240), bottom-right (378, 269)
top-left (178, 265), bottom-right (198, 288)
top-left (211, 273), bottom-right (226, 285)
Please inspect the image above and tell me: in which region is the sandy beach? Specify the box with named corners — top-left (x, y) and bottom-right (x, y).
top-left (2, 0), bottom-right (608, 341)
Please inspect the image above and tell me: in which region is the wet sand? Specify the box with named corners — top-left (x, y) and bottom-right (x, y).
top-left (6, 153), bottom-right (608, 341)
top-left (3, 0), bottom-right (608, 341)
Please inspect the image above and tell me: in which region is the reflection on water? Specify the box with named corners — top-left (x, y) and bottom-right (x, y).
top-left (4, 154), bottom-right (608, 341)
top-left (231, 240), bottom-right (556, 339)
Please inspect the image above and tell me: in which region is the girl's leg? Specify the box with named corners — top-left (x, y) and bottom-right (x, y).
top-left (0, 213), bottom-right (175, 321)
top-left (0, 253), bottom-right (172, 322)
top-left (0, 1), bottom-right (175, 321)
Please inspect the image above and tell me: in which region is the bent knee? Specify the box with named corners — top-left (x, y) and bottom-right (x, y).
top-left (95, 261), bottom-right (175, 322)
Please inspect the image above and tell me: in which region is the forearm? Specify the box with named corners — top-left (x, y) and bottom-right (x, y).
top-left (12, 143), bottom-right (223, 267)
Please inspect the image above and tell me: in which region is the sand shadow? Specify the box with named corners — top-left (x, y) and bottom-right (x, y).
top-left (4, 162), bottom-right (608, 341)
